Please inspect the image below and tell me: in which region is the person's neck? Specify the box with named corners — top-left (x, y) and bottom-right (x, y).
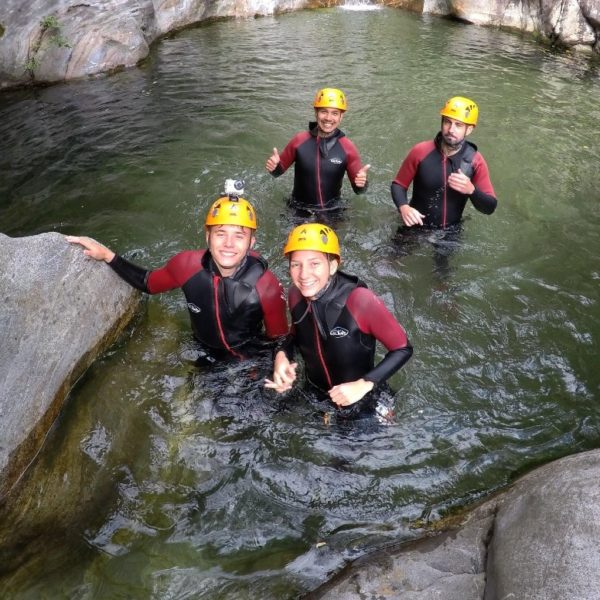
top-left (317, 128), bottom-right (336, 139)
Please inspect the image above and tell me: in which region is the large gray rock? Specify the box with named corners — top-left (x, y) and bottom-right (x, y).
top-left (308, 449), bottom-right (600, 599)
top-left (310, 503), bottom-right (493, 599)
top-left (485, 450), bottom-right (600, 600)
top-left (0, 0), bottom-right (308, 89)
top-left (428, 0), bottom-right (598, 51)
top-left (0, 232), bottom-right (141, 499)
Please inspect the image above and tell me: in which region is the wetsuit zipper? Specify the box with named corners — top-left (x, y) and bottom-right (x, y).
top-left (212, 274), bottom-right (243, 359)
top-left (313, 316), bottom-right (332, 388)
top-left (316, 137), bottom-right (324, 208)
top-left (442, 154), bottom-right (447, 228)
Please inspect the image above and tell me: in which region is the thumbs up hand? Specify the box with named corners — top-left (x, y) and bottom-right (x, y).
top-left (266, 147), bottom-right (281, 172)
top-left (355, 163), bottom-right (370, 188)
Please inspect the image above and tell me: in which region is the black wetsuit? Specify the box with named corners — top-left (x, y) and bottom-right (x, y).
top-left (391, 132), bottom-right (497, 227)
top-left (109, 249), bottom-right (288, 360)
top-left (271, 122), bottom-right (367, 210)
top-left (281, 271), bottom-right (412, 400)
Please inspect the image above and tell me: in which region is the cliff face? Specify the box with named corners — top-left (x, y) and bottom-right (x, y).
top-left (0, 0), bottom-right (598, 90)
top-left (0, 0), bottom-right (308, 89)
top-left (422, 0), bottom-right (599, 51)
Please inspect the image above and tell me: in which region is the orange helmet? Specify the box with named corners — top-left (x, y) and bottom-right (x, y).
top-left (205, 197), bottom-right (257, 230)
top-left (313, 88), bottom-right (347, 112)
top-left (440, 96), bottom-right (478, 126)
top-left (283, 223), bottom-right (340, 260)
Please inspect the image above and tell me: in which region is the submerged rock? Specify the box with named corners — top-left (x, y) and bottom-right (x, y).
top-left (307, 449), bottom-right (600, 599)
top-left (0, 232), bottom-right (141, 499)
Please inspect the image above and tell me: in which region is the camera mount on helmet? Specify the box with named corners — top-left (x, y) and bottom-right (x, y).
top-left (224, 178), bottom-right (245, 200)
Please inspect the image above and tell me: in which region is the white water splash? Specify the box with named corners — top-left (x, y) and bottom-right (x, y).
top-left (340, 0), bottom-right (382, 11)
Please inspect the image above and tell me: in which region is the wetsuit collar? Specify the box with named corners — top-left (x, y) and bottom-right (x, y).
top-left (308, 121), bottom-right (344, 139)
top-left (309, 122), bottom-right (344, 158)
top-left (434, 131), bottom-right (477, 157)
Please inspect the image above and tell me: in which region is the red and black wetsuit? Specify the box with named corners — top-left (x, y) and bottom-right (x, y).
top-left (271, 122), bottom-right (367, 210)
top-left (109, 250), bottom-right (288, 360)
top-left (281, 271), bottom-right (412, 395)
top-left (391, 133), bottom-right (497, 227)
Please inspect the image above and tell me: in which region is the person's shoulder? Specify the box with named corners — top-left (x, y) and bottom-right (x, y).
top-left (166, 249), bottom-right (204, 265)
top-left (288, 285), bottom-right (303, 307)
top-left (403, 139), bottom-right (436, 163)
top-left (290, 130), bottom-right (312, 145)
top-left (348, 285), bottom-right (378, 302)
top-left (347, 286), bottom-right (389, 313)
top-left (411, 139), bottom-right (435, 153)
top-left (338, 135), bottom-right (359, 151)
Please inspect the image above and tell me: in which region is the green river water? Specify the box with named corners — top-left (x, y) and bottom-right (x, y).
top-left (0, 6), bottom-right (599, 599)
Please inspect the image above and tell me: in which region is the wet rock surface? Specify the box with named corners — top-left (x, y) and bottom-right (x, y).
top-left (0, 0), bottom-right (598, 90)
top-left (308, 450), bottom-right (600, 599)
top-left (0, 232), bottom-right (140, 499)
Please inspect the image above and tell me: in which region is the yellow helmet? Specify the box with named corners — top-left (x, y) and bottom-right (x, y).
top-left (205, 197), bottom-right (257, 230)
top-left (313, 88), bottom-right (347, 112)
top-left (283, 223), bottom-right (340, 260)
top-left (440, 96), bottom-right (478, 126)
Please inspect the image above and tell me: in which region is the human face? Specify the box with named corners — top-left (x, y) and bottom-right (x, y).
top-left (289, 250), bottom-right (338, 300)
top-left (441, 116), bottom-right (473, 149)
top-left (206, 224), bottom-right (255, 277)
top-left (315, 107), bottom-right (343, 136)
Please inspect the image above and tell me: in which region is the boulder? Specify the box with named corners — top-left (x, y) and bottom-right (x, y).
top-left (423, 0), bottom-right (598, 50)
top-left (485, 450), bottom-right (600, 600)
top-left (0, 0), bottom-right (308, 89)
top-left (0, 232), bottom-right (141, 499)
top-left (307, 449), bottom-right (600, 599)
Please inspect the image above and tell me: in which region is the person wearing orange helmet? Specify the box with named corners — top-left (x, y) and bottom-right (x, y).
top-left (391, 96), bottom-right (497, 228)
top-left (265, 223), bottom-right (412, 417)
top-left (266, 88), bottom-right (370, 215)
top-left (67, 182), bottom-right (288, 362)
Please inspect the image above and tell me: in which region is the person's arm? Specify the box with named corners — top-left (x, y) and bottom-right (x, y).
top-left (266, 133), bottom-right (305, 178)
top-left (329, 343), bottom-right (413, 406)
top-left (340, 137), bottom-right (369, 194)
top-left (66, 235), bottom-right (150, 292)
top-left (391, 145), bottom-right (427, 226)
top-left (109, 254), bottom-right (151, 292)
top-left (256, 271), bottom-right (289, 339)
top-left (447, 154), bottom-right (497, 214)
top-left (392, 182), bottom-right (425, 227)
top-left (331, 288), bottom-right (412, 405)
top-left (470, 154), bottom-right (497, 214)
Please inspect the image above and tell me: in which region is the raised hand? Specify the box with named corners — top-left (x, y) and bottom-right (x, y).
top-left (65, 235), bottom-right (115, 262)
top-left (354, 163), bottom-right (370, 188)
top-left (265, 147), bottom-right (281, 173)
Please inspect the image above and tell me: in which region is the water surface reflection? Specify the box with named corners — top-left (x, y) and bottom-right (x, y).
top-left (0, 7), bottom-right (599, 599)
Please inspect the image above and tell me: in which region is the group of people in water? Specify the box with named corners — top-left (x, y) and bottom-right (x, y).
top-left (67, 87), bottom-right (497, 418)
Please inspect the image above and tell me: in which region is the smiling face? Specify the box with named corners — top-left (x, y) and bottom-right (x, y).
top-left (441, 116), bottom-right (474, 150)
top-left (206, 224), bottom-right (255, 277)
top-left (289, 250), bottom-right (338, 300)
top-left (314, 107), bottom-right (343, 136)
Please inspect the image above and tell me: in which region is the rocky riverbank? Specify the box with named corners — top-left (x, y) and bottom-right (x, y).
top-left (0, 0), bottom-right (598, 90)
top-left (306, 449), bottom-right (600, 600)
